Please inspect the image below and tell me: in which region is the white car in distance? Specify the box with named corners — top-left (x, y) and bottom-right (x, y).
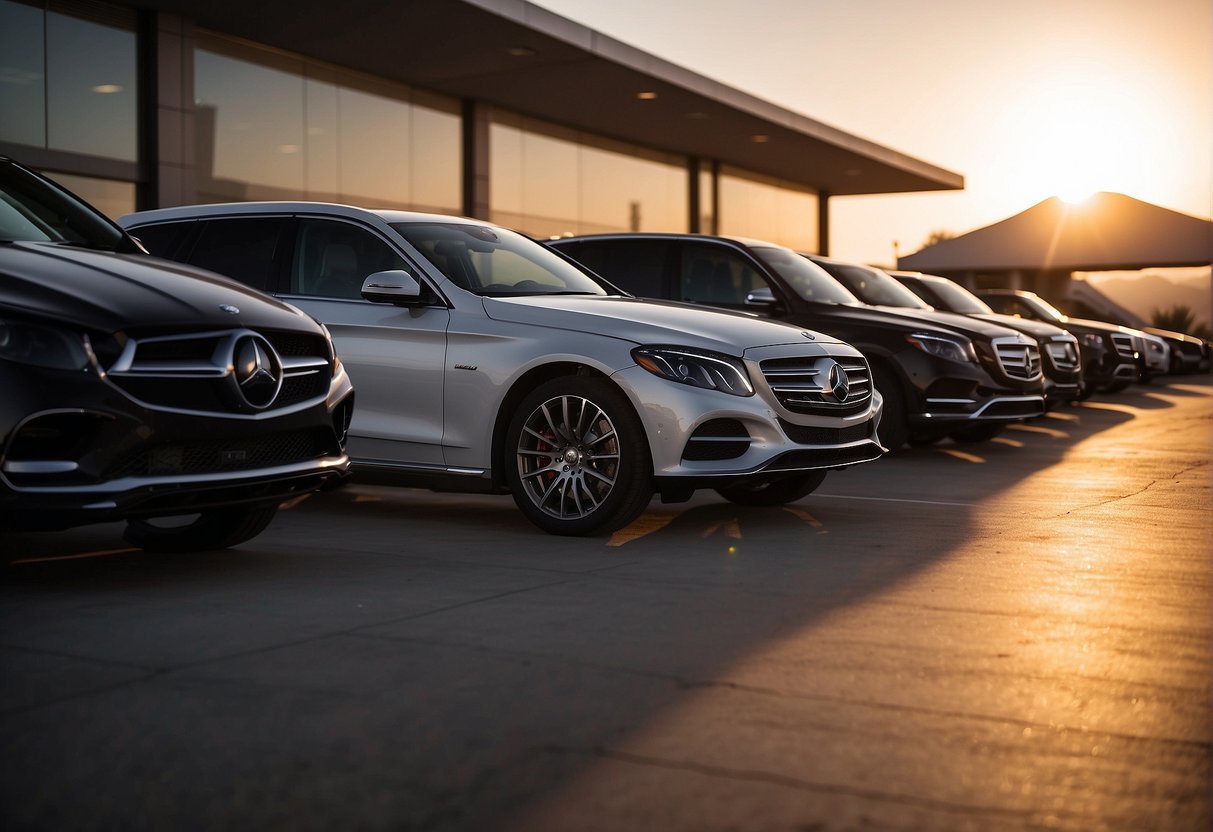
top-left (121, 204), bottom-right (884, 535)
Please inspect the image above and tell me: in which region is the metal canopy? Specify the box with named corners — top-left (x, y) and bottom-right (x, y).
top-left (898, 192), bottom-right (1213, 273)
top-left (138, 0), bottom-right (962, 197)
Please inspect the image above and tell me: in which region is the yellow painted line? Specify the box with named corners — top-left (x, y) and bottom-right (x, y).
top-left (937, 448), bottom-right (986, 463)
top-left (10, 547), bottom-right (140, 565)
top-left (990, 436), bottom-right (1024, 447)
top-left (607, 512), bottom-right (676, 547)
top-left (782, 505), bottom-right (826, 532)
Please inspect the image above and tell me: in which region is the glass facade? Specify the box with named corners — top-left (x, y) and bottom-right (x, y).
top-left (0, 0), bottom-right (138, 161)
top-left (491, 114), bottom-right (689, 239)
top-left (194, 35), bottom-right (460, 213)
top-left (718, 167), bottom-right (819, 252)
top-left (46, 171), bottom-right (136, 219)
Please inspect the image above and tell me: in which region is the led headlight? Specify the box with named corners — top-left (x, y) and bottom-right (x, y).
top-left (904, 332), bottom-right (975, 364)
top-left (632, 345), bottom-right (753, 397)
top-left (0, 317), bottom-right (91, 370)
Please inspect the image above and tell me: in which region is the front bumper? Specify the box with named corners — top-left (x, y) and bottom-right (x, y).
top-left (1, 360), bottom-right (353, 531)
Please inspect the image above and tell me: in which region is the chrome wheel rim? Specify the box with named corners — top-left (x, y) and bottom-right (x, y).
top-left (516, 394), bottom-right (620, 520)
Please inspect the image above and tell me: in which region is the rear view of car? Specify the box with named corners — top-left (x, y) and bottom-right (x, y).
top-left (1, 158), bottom-right (353, 551)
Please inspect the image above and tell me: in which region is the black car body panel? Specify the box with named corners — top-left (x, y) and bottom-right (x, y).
top-left (888, 271), bottom-right (1082, 404)
top-left (549, 234), bottom-right (1045, 446)
top-left (0, 158), bottom-right (353, 537)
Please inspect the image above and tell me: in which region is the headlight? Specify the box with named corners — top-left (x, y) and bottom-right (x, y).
top-left (632, 346), bottom-right (754, 397)
top-left (0, 317), bottom-right (92, 370)
top-left (904, 332), bottom-right (975, 364)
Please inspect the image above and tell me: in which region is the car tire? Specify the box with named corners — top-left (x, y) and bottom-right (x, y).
top-left (870, 363), bottom-right (908, 451)
top-left (505, 376), bottom-right (653, 536)
top-left (714, 470), bottom-right (827, 506)
top-left (123, 504), bottom-right (280, 552)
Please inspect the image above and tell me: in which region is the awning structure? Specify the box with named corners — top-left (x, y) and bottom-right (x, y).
top-left (898, 192), bottom-right (1213, 273)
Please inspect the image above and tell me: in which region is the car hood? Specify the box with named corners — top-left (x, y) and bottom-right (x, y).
top-left (0, 242), bottom-right (319, 334)
top-left (866, 305), bottom-right (1023, 341)
top-left (482, 294), bottom-right (843, 353)
top-left (971, 312), bottom-right (1069, 340)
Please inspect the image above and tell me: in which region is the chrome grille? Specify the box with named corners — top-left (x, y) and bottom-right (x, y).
top-left (1110, 332), bottom-right (1136, 358)
top-left (760, 353), bottom-right (872, 416)
top-left (993, 336), bottom-right (1042, 381)
top-left (1045, 337), bottom-right (1080, 372)
top-left (104, 328), bottom-right (331, 417)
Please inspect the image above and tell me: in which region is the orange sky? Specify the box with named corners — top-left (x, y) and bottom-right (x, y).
top-left (534, 0), bottom-right (1212, 266)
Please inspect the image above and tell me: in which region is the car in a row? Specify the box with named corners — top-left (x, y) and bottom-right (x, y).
top-left (0, 158), bottom-right (354, 551)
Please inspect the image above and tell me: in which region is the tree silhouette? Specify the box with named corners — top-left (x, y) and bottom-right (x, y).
top-left (1151, 304), bottom-right (1212, 339)
top-left (921, 229), bottom-right (955, 248)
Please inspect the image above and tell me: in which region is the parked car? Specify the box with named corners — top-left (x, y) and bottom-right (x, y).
top-left (886, 270), bottom-right (1083, 404)
top-left (1, 158), bottom-right (353, 551)
top-left (120, 204), bottom-right (885, 535)
top-left (976, 289), bottom-right (1142, 393)
top-left (1142, 326), bottom-right (1209, 374)
top-left (547, 234), bottom-right (1045, 450)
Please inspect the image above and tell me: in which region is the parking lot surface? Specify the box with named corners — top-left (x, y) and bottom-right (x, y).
top-left (2, 378), bottom-right (1210, 831)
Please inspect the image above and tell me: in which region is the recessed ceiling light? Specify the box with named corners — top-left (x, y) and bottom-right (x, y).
top-left (277, 144), bottom-right (300, 154)
top-left (751, 134), bottom-right (769, 143)
top-left (636, 91), bottom-right (658, 100)
top-left (686, 111), bottom-right (709, 120)
top-left (507, 46), bottom-right (536, 57)
top-left (92, 84), bottom-right (123, 94)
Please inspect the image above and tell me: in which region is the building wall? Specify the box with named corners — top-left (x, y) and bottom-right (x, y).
top-left (0, 1), bottom-right (822, 251)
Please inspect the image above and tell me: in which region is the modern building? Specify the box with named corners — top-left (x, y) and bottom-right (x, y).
top-left (1, 0), bottom-right (963, 253)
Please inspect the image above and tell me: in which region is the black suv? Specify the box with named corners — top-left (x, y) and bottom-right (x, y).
top-left (975, 289), bottom-right (1141, 393)
top-left (548, 234), bottom-right (1045, 449)
top-left (1, 159), bottom-right (353, 551)
top-left (844, 267), bottom-right (1084, 405)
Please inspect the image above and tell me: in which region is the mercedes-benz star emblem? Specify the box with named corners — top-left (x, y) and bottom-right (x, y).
top-left (231, 334), bottom-right (283, 409)
top-left (821, 360), bottom-right (850, 402)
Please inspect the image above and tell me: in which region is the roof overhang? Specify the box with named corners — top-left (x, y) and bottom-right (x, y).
top-left (138, 0), bottom-right (963, 197)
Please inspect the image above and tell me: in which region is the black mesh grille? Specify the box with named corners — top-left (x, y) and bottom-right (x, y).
top-left (760, 354), bottom-right (872, 416)
top-left (778, 419), bottom-right (872, 445)
top-left (682, 419), bottom-right (751, 461)
top-left (104, 430), bottom-right (328, 480)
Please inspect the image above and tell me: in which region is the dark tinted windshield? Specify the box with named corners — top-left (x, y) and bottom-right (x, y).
top-left (392, 221), bottom-right (609, 297)
top-left (822, 262), bottom-right (931, 309)
top-left (0, 160), bottom-right (132, 251)
top-left (750, 246), bottom-right (860, 305)
top-left (921, 278), bottom-right (993, 314)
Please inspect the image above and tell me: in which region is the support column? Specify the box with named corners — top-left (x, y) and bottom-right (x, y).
top-left (817, 190), bottom-right (830, 255)
top-left (146, 12), bottom-right (196, 209)
top-left (462, 100), bottom-right (490, 220)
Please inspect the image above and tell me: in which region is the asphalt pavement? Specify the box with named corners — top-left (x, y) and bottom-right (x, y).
top-left (2, 377), bottom-right (1210, 831)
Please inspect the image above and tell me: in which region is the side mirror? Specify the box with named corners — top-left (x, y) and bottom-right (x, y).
top-left (744, 287), bottom-right (780, 309)
top-left (361, 270), bottom-right (422, 306)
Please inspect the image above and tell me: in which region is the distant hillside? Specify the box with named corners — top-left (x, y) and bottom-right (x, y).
top-left (1077, 267), bottom-right (1211, 330)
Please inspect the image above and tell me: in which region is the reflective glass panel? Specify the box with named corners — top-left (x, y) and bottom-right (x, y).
top-left (719, 169), bottom-right (818, 251)
top-left (46, 172), bottom-right (135, 220)
top-left (0, 0), bottom-right (45, 147)
top-left (46, 11), bottom-right (137, 161)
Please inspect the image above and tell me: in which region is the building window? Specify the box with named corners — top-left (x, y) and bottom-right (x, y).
top-left (718, 167), bottom-right (818, 252)
top-left (491, 113), bottom-right (688, 239)
top-left (0, 0), bottom-right (138, 162)
top-left (194, 35), bottom-right (460, 213)
top-left (44, 171), bottom-right (135, 219)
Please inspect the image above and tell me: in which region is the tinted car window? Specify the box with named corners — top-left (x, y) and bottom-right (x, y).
top-left (292, 218), bottom-right (409, 299)
top-left (186, 217), bottom-right (287, 291)
top-left (750, 246), bottom-right (861, 305)
top-left (560, 238), bottom-right (669, 297)
top-left (678, 244), bottom-right (769, 308)
top-left (827, 264), bottom-right (931, 308)
top-left (130, 221), bottom-right (190, 259)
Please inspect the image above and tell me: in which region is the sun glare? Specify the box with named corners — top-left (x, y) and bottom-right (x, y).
top-left (1058, 188), bottom-right (1097, 205)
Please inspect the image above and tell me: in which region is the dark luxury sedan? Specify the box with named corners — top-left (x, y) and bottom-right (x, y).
top-left (854, 268), bottom-right (1084, 405)
top-left (0, 158), bottom-right (353, 551)
top-left (548, 233), bottom-right (1045, 450)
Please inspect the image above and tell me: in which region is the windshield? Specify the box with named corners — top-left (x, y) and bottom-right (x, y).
top-left (1026, 295), bottom-right (1068, 321)
top-left (0, 161), bottom-right (131, 250)
top-left (391, 221), bottom-right (610, 297)
top-left (750, 246), bottom-right (861, 305)
top-left (922, 278), bottom-right (993, 314)
top-left (821, 262), bottom-right (931, 309)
